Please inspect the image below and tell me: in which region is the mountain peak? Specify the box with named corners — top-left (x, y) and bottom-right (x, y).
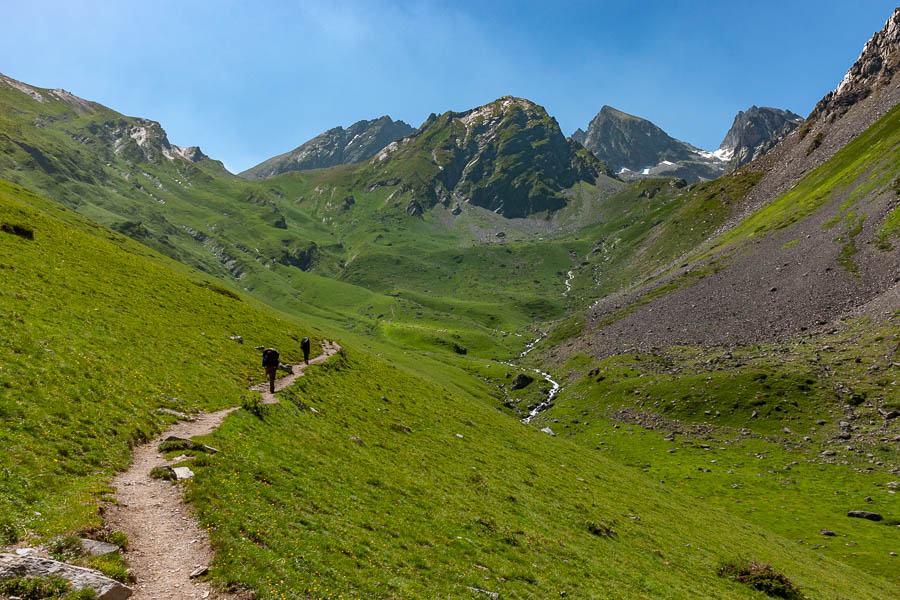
top-left (371, 97), bottom-right (607, 218)
top-left (575, 106), bottom-right (704, 177)
top-left (717, 106), bottom-right (803, 168)
top-left (811, 7), bottom-right (900, 122)
top-left (241, 116), bottom-right (415, 179)
top-left (599, 105), bottom-right (642, 121)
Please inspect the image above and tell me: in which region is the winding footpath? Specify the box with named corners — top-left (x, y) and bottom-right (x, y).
top-left (105, 341), bottom-right (341, 600)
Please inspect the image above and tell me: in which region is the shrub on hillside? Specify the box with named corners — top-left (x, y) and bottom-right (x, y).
top-left (0, 516), bottom-right (22, 544)
top-left (719, 560), bottom-right (805, 599)
top-left (585, 520), bottom-right (616, 537)
top-left (48, 535), bottom-right (83, 562)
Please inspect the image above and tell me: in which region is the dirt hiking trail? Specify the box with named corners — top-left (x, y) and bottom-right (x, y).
top-left (105, 340), bottom-right (341, 600)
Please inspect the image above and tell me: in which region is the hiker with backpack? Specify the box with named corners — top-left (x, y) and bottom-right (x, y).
top-left (300, 336), bottom-right (311, 365)
top-left (262, 347), bottom-right (280, 393)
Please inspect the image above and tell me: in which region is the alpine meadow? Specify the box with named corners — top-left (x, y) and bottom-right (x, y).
top-left (1, 4), bottom-right (899, 600)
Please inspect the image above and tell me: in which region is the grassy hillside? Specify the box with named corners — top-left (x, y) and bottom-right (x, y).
top-left (530, 317), bottom-right (899, 583)
top-left (0, 177), bottom-right (323, 539)
top-left (178, 348), bottom-right (898, 599)
top-left (0, 78), bottom-right (623, 367)
top-left (4, 176), bottom-right (898, 599)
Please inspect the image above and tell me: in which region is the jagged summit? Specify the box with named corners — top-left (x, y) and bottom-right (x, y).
top-left (571, 105), bottom-right (727, 182)
top-left (811, 7), bottom-right (900, 122)
top-left (369, 96), bottom-right (607, 218)
top-left (0, 73), bottom-right (102, 114)
top-left (240, 115), bottom-right (414, 179)
top-left (717, 106), bottom-right (803, 168)
top-left (573, 103), bottom-right (804, 182)
top-left (0, 73), bottom-right (208, 168)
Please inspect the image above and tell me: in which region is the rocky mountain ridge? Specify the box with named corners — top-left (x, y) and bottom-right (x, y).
top-left (571, 105), bottom-right (720, 181)
top-left (240, 116), bottom-right (414, 179)
top-left (811, 7), bottom-right (900, 124)
top-left (560, 7), bottom-right (900, 360)
top-left (717, 106), bottom-right (803, 168)
top-left (368, 96), bottom-right (608, 218)
top-left (571, 104), bottom-right (801, 183)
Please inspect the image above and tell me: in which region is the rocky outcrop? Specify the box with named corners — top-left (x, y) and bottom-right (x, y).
top-left (85, 118), bottom-right (207, 165)
top-left (572, 106), bottom-right (727, 182)
top-left (0, 553), bottom-right (132, 599)
top-left (510, 373), bottom-right (534, 390)
top-left (574, 104), bottom-right (802, 181)
top-left (241, 116), bottom-right (414, 179)
top-left (278, 242), bottom-right (319, 271)
top-left (373, 97), bottom-right (608, 218)
top-left (811, 7), bottom-right (900, 123)
top-left (717, 106), bottom-right (803, 168)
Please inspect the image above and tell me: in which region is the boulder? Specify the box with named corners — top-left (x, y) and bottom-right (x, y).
top-left (540, 427), bottom-right (555, 436)
top-left (847, 511), bottom-right (882, 521)
top-left (467, 587), bottom-right (499, 599)
top-left (172, 467), bottom-right (195, 480)
top-left (79, 539), bottom-right (120, 556)
top-left (156, 408), bottom-right (192, 421)
top-left (189, 565), bottom-right (208, 578)
top-left (0, 553), bottom-right (132, 599)
top-left (510, 373), bottom-right (534, 390)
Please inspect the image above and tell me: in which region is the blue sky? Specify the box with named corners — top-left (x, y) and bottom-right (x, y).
top-left (2, 1), bottom-right (896, 173)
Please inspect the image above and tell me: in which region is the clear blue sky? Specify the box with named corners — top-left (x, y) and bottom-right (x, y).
top-left (2, 0), bottom-right (896, 173)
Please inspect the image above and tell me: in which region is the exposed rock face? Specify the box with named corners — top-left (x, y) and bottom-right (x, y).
top-left (510, 373), bottom-right (534, 390)
top-left (717, 106), bottom-right (803, 168)
top-left (572, 106), bottom-right (726, 182)
top-left (241, 116), bottom-right (414, 179)
top-left (847, 510), bottom-right (883, 521)
top-left (0, 74), bottom-right (207, 169)
top-left (278, 242), bottom-right (319, 271)
top-left (567, 7), bottom-right (900, 361)
top-left (573, 105), bottom-right (802, 181)
top-left (0, 553), bottom-right (132, 599)
top-left (373, 97), bottom-right (607, 218)
top-left (811, 7), bottom-right (900, 123)
top-left (103, 118), bottom-right (208, 165)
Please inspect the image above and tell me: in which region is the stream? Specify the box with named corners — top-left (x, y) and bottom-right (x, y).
top-left (506, 330), bottom-right (561, 424)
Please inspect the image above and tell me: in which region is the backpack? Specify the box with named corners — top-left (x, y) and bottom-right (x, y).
top-left (301, 337), bottom-right (310, 349)
top-left (262, 348), bottom-right (279, 367)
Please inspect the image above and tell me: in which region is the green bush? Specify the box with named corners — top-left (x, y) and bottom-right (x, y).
top-left (0, 575), bottom-right (97, 599)
top-left (148, 466), bottom-right (176, 481)
top-left (48, 535), bottom-right (83, 561)
top-left (86, 553), bottom-right (134, 584)
top-left (241, 394), bottom-right (267, 418)
top-left (0, 516), bottom-right (22, 544)
top-left (719, 560), bottom-right (805, 599)
top-left (585, 520), bottom-right (616, 537)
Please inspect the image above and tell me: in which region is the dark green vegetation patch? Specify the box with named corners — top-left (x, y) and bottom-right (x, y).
top-left (719, 561), bottom-right (806, 599)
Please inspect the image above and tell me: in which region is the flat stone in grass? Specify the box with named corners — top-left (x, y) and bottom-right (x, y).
top-left (847, 510), bottom-right (882, 521)
top-left (172, 467), bottom-right (194, 480)
top-left (79, 539), bottom-right (120, 556)
top-left (0, 553), bottom-right (132, 599)
top-left (158, 436), bottom-right (218, 454)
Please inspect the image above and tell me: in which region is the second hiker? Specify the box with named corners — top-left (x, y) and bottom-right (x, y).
top-left (301, 336), bottom-right (311, 365)
top-left (262, 347), bottom-right (280, 393)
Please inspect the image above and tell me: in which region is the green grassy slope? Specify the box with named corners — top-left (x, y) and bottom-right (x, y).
top-left (181, 349), bottom-right (897, 599)
top-left (0, 177), bottom-right (324, 538)
top-left (3, 176), bottom-right (897, 599)
top-left (531, 318), bottom-right (900, 584)
top-left (0, 79), bottom-right (617, 365)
